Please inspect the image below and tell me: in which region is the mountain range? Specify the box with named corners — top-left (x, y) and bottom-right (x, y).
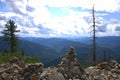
top-left (0, 36), bottom-right (120, 67)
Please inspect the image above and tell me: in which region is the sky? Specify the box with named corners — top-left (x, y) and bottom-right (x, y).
top-left (0, 0), bottom-right (120, 37)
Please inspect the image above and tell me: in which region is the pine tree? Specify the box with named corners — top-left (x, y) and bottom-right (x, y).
top-left (1, 19), bottom-right (20, 53)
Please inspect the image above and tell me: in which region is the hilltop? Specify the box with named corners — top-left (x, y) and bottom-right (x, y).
top-left (0, 47), bottom-right (120, 80)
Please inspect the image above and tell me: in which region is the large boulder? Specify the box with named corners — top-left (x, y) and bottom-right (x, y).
top-left (40, 67), bottom-right (65, 80)
top-left (19, 63), bottom-right (44, 80)
top-left (1, 72), bottom-right (12, 80)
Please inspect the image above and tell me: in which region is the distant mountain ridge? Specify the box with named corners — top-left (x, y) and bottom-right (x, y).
top-left (0, 36), bottom-right (120, 66)
top-left (21, 37), bottom-right (120, 65)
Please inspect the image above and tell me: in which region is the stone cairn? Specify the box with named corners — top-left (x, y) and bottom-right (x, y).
top-left (58, 46), bottom-right (85, 80)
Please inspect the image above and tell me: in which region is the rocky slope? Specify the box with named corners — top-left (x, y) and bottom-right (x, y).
top-left (84, 60), bottom-right (120, 80)
top-left (0, 47), bottom-right (120, 80)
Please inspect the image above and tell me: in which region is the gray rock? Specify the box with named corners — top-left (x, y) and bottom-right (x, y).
top-left (85, 60), bottom-right (120, 80)
top-left (1, 72), bottom-right (12, 80)
top-left (29, 74), bottom-right (39, 80)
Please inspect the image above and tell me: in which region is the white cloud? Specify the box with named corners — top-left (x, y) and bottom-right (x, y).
top-left (32, 7), bottom-right (50, 25)
top-left (0, 12), bottom-right (23, 19)
top-left (0, 0), bottom-right (120, 37)
top-left (106, 18), bottom-right (120, 32)
top-left (93, 0), bottom-right (120, 12)
top-left (4, 0), bottom-right (26, 14)
top-left (40, 0), bottom-right (92, 7)
top-left (97, 18), bottom-right (120, 36)
top-left (27, 0), bottom-right (120, 12)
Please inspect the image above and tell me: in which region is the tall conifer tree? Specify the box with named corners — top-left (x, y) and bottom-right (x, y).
top-left (1, 19), bottom-right (20, 53)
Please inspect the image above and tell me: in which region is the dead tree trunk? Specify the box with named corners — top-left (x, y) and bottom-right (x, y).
top-left (92, 5), bottom-right (96, 66)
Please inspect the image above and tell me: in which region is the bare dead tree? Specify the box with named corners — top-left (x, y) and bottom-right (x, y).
top-left (92, 5), bottom-right (96, 66)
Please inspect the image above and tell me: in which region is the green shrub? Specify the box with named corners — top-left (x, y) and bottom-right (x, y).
top-left (24, 56), bottom-right (40, 64)
top-left (0, 52), bottom-right (39, 64)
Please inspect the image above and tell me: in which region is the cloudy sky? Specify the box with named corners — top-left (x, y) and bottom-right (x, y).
top-left (0, 0), bottom-right (120, 37)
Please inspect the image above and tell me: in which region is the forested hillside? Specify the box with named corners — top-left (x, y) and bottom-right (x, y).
top-left (1, 37), bottom-right (119, 66)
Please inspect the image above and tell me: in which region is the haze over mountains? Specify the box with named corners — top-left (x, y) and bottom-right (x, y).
top-left (0, 36), bottom-right (120, 66)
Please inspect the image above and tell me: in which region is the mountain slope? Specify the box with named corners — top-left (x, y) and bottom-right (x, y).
top-left (18, 40), bottom-right (58, 64)
top-left (21, 37), bottom-right (91, 56)
top-left (0, 37), bottom-right (120, 66)
top-left (0, 38), bottom-right (59, 64)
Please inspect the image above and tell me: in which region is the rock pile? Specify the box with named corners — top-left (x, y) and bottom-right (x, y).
top-left (0, 47), bottom-right (120, 80)
top-left (58, 46), bottom-right (85, 80)
top-left (0, 57), bottom-right (44, 80)
top-left (84, 60), bottom-right (120, 80)
top-left (0, 57), bottom-right (65, 80)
